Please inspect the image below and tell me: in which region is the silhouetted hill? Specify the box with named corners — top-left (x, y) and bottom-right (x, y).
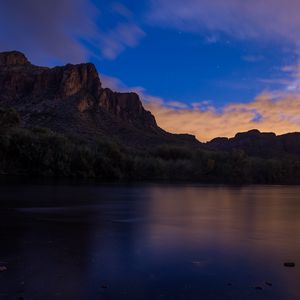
top-left (0, 51), bottom-right (199, 148)
top-left (2, 51), bottom-right (300, 183)
top-left (207, 129), bottom-right (300, 158)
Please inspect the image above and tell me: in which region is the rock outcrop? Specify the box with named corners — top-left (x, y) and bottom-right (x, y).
top-left (0, 51), bottom-right (199, 148)
top-left (0, 51), bottom-right (29, 66)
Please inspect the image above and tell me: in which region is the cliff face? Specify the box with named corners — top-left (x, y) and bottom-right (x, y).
top-left (0, 51), bottom-right (199, 147)
top-left (0, 51), bottom-right (29, 65)
top-left (0, 59), bottom-right (100, 103)
top-left (99, 88), bottom-right (157, 128)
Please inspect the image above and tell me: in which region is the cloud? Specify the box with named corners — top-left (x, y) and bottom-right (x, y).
top-left (277, 62), bottom-right (300, 92)
top-left (0, 0), bottom-right (144, 64)
top-left (100, 72), bottom-right (300, 142)
top-left (99, 23), bottom-right (145, 60)
top-left (143, 91), bottom-right (300, 142)
top-left (100, 74), bottom-right (145, 94)
top-left (242, 55), bottom-right (264, 62)
top-left (144, 0), bottom-right (300, 141)
top-left (101, 74), bottom-right (130, 91)
top-left (0, 0), bottom-right (97, 64)
top-left (147, 0), bottom-right (300, 43)
top-left (204, 35), bottom-right (219, 44)
top-left (111, 2), bottom-right (133, 18)
top-left (97, 2), bottom-right (145, 60)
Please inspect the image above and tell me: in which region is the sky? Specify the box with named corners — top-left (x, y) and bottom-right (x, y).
top-left (2, 0), bottom-right (300, 141)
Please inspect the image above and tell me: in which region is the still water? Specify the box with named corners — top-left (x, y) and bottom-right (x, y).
top-left (0, 184), bottom-right (299, 300)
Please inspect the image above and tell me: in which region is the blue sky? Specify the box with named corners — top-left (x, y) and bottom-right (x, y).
top-left (97, 27), bottom-right (295, 106)
top-left (89, 0), bottom-right (298, 107)
top-left (2, 0), bottom-right (300, 140)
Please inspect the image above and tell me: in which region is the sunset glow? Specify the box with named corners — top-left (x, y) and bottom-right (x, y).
top-left (2, 0), bottom-right (300, 140)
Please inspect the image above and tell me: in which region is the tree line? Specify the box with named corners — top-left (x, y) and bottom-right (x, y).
top-left (1, 107), bottom-right (300, 184)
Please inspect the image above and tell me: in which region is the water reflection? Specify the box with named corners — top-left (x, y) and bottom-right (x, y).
top-left (0, 185), bottom-right (299, 299)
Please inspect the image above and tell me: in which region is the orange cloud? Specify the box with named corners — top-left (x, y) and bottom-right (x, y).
top-left (144, 92), bottom-right (300, 142)
top-left (101, 70), bottom-right (300, 143)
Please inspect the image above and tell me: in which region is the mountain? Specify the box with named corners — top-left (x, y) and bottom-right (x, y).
top-left (0, 51), bottom-right (199, 148)
top-left (207, 129), bottom-right (300, 157)
top-left (2, 51), bottom-right (300, 183)
top-left (3, 50), bottom-right (300, 159)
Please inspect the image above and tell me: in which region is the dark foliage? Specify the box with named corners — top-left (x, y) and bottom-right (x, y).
top-left (0, 107), bottom-right (20, 128)
top-left (1, 107), bottom-right (300, 184)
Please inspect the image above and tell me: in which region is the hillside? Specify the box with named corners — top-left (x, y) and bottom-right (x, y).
top-left (0, 51), bottom-right (199, 148)
top-left (2, 51), bottom-right (300, 183)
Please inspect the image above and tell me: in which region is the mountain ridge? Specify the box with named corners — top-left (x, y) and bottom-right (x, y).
top-left (3, 50), bottom-right (300, 159)
top-left (0, 50), bottom-right (199, 148)
top-left (206, 129), bottom-right (300, 157)
top-left (2, 51), bottom-right (300, 183)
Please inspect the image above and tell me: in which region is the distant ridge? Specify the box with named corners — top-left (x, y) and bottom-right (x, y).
top-left (206, 129), bottom-right (300, 157)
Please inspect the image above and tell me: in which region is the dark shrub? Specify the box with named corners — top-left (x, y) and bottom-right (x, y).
top-left (0, 107), bottom-right (20, 129)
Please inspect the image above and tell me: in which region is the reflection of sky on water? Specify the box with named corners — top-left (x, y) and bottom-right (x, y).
top-left (0, 185), bottom-right (299, 299)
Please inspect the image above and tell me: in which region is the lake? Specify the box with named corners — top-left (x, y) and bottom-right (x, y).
top-left (0, 184), bottom-right (299, 299)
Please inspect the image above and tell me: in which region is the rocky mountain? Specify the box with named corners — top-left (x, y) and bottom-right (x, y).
top-left (3, 50), bottom-right (300, 159)
top-left (207, 129), bottom-right (300, 157)
top-left (0, 51), bottom-right (199, 148)
top-left (3, 52), bottom-right (300, 183)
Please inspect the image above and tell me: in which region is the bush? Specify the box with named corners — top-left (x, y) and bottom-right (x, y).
top-left (1, 106), bottom-right (300, 184)
top-left (0, 107), bottom-right (20, 129)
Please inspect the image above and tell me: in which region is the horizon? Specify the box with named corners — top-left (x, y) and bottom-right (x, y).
top-left (2, 48), bottom-right (298, 143)
top-left (1, 2), bottom-right (300, 299)
top-left (2, 1), bottom-right (300, 141)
